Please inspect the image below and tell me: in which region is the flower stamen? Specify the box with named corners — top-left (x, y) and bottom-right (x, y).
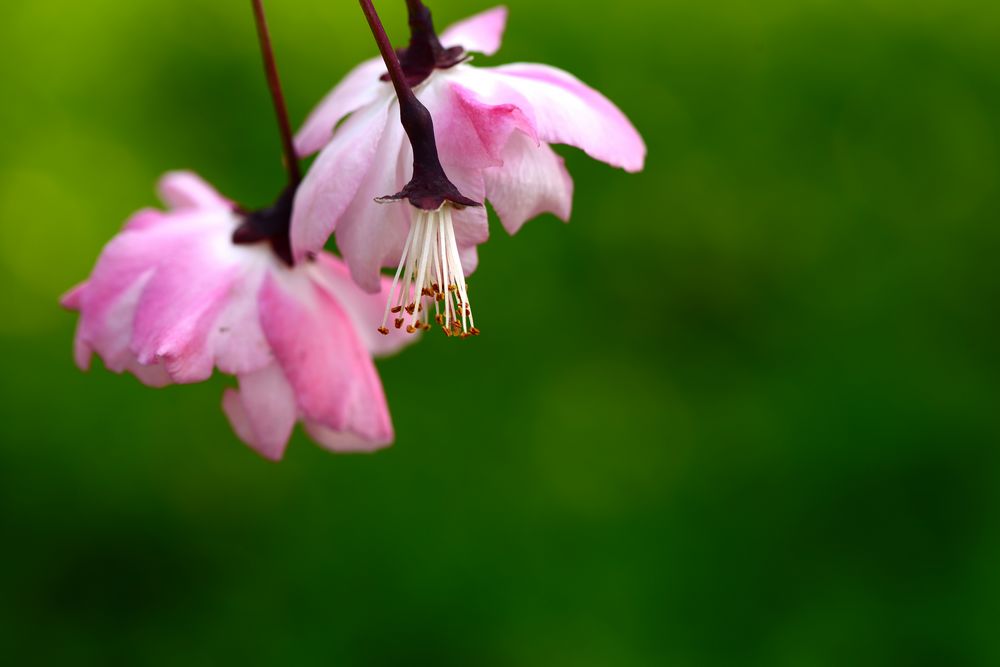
top-left (378, 205), bottom-right (475, 337)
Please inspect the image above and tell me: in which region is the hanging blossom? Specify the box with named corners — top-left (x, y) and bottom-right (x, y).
top-left (62, 172), bottom-right (414, 460)
top-left (292, 3), bottom-right (646, 336)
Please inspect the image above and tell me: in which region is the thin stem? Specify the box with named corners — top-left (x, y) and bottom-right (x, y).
top-left (358, 0), bottom-right (419, 107)
top-left (358, 0), bottom-right (478, 211)
top-left (251, 0), bottom-right (301, 186)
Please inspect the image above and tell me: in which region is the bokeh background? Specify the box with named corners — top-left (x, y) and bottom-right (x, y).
top-left (2, 0), bottom-right (999, 664)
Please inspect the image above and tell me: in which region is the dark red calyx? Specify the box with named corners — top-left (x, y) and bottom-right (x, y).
top-left (379, 2), bottom-right (468, 87)
top-left (377, 87), bottom-right (480, 211)
top-left (232, 185), bottom-right (296, 266)
top-left (377, 177), bottom-right (480, 211)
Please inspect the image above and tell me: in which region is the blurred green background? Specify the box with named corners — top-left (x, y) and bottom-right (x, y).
top-left (2, 0), bottom-right (1000, 664)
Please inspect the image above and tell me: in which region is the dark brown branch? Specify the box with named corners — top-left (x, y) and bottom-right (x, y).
top-left (251, 0), bottom-right (301, 186)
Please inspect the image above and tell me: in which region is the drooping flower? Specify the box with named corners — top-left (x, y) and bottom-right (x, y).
top-left (292, 3), bottom-right (646, 335)
top-left (353, 0), bottom-right (484, 339)
top-left (62, 171), bottom-right (414, 460)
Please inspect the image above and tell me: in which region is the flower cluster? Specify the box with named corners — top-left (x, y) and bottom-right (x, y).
top-left (63, 1), bottom-right (644, 460)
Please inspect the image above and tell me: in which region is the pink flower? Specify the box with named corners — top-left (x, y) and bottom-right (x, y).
top-left (292, 4), bottom-right (646, 336)
top-left (61, 171), bottom-right (414, 460)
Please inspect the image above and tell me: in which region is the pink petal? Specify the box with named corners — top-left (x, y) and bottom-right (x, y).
top-left (439, 6), bottom-right (509, 57)
top-left (459, 244), bottom-right (480, 277)
top-left (446, 166), bottom-right (490, 258)
top-left (78, 223), bottom-right (185, 333)
top-left (222, 364), bottom-right (298, 461)
top-left (295, 58), bottom-right (389, 157)
top-left (429, 78), bottom-right (535, 171)
top-left (89, 273), bottom-right (153, 374)
top-left (129, 362), bottom-right (173, 388)
top-left (291, 98), bottom-right (391, 261)
top-left (309, 252), bottom-right (419, 358)
top-left (67, 172), bottom-right (277, 390)
top-left (456, 64), bottom-right (646, 173)
top-left (60, 283), bottom-right (85, 310)
top-left (74, 272), bottom-right (171, 388)
top-left (157, 171), bottom-right (231, 211)
top-left (335, 107), bottom-right (412, 293)
top-left (129, 217), bottom-right (243, 383)
top-left (259, 272), bottom-right (394, 446)
top-left (122, 208), bottom-right (169, 233)
top-left (72, 323), bottom-right (92, 371)
top-left (305, 422), bottom-right (390, 454)
top-left (72, 220), bottom-right (185, 375)
top-left (484, 131), bottom-right (574, 235)
top-left (205, 248), bottom-right (273, 376)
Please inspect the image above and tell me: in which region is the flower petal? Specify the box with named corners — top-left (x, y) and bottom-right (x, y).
top-left (459, 244), bottom-right (480, 277)
top-left (292, 98), bottom-right (391, 261)
top-left (68, 270), bottom-right (175, 388)
top-left (446, 167), bottom-right (490, 258)
top-left (305, 422), bottom-right (390, 454)
top-left (132, 267), bottom-right (239, 383)
top-left (309, 252), bottom-right (418, 358)
top-left (484, 131), bottom-right (574, 235)
top-left (222, 364), bottom-right (297, 461)
top-left (295, 58), bottom-right (389, 157)
top-left (70, 212), bottom-right (203, 377)
top-left (81, 271), bottom-right (152, 374)
top-left (259, 272), bottom-right (394, 446)
top-left (72, 329), bottom-right (92, 371)
top-left (205, 246), bottom-right (273, 376)
top-left (122, 208), bottom-right (169, 233)
top-left (457, 64), bottom-right (646, 172)
top-left (157, 171), bottom-right (232, 211)
top-left (335, 105), bottom-right (412, 292)
top-left (129, 362), bottom-right (173, 388)
top-left (439, 6), bottom-right (509, 57)
top-left (130, 214), bottom-right (243, 383)
top-left (429, 78), bottom-right (535, 171)
top-left (63, 283), bottom-right (95, 371)
top-left (76, 217), bottom-right (192, 337)
top-left (60, 283), bottom-right (85, 310)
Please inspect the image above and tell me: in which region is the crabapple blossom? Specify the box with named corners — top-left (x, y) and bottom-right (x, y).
top-left (293, 3), bottom-right (645, 336)
top-left (62, 172), bottom-right (413, 460)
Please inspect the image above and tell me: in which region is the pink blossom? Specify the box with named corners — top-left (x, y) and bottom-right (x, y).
top-left (62, 172), bottom-right (414, 460)
top-left (292, 4), bottom-right (647, 319)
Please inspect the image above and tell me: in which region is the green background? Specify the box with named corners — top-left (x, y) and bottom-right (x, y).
top-left (2, 0), bottom-right (999, 664)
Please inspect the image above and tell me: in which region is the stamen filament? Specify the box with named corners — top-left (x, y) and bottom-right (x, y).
top-left (377, 205), bottom-right (477, 337)
top-left (380, 218), bottom-right (418, 334)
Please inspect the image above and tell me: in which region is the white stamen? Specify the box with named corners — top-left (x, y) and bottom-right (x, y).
top-left (380, 219), bottom-right (417, 333)
top-left (399, 216), bottom-right (423, 313)
top-left (436, 214), bottom-right (451, 328)
top-left (378, 204), bottom-right (478, 338)
top-left (444, 217), bottom-right (474, 331)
